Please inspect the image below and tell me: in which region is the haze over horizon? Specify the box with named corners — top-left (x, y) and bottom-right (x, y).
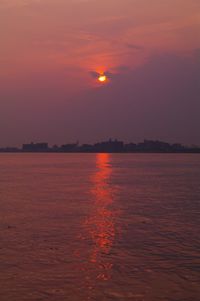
top-left (1, 0), bottom-right (200, 147)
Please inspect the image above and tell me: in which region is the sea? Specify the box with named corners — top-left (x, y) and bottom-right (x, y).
top-left (0, 153), bottom-right (200, 301)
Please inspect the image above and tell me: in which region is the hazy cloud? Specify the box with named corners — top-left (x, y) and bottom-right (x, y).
top-left (126, 43), bottom-right (143, 50)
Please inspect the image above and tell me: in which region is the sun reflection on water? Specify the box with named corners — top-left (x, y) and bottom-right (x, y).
top-left (81, 153), bottom-right (118, 299)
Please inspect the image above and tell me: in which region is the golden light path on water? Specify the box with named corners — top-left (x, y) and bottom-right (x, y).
top-left (0, 154), bottom-right (200, 300)
top-left (78, 154), bottom-right (119, 300)
top-left (88, 154), bottom-right (115, 267)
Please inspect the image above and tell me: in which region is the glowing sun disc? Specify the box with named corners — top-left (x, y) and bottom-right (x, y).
top-left (98, 75), bottom-right (107, 82)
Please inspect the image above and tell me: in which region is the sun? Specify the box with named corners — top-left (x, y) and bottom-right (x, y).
top-left (98, 74), bottom-right (107, 82)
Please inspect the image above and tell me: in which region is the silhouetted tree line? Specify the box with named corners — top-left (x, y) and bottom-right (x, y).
top-left (0, 139), bottom-right (200, 153)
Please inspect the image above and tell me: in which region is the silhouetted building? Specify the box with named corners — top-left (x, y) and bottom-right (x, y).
top-left (22, 142), bottom-right (49, 152)
top-left (60, 143), bottom-right (78, 152)
top-left (1, 138), bottom-right (199, 153)
top-left (79, 144), bottom-right (93, 152)
top-left (124, 143), bottom-right (137, 152)
top-left (52, 144), bottom-right (59, 151)
top-left (170, 143), bottom-right (185, 152)
top-left (94, 139), bottom-right (124, 152)
top-left (0, 147), bottom-right (19, 152)
top-left (136, 140), bottom-right (171, 152)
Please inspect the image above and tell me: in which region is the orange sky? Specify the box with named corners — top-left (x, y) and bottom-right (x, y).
top-left (1, 0), bottom-right (199, 87)
top-left (0, 0), bottom-right (200, 146)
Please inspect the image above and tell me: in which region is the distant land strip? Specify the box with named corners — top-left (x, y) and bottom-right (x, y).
top-left (0, 139), bottom-right (200, 153)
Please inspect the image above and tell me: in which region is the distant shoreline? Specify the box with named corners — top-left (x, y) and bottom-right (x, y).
top-left (1, 139), bottom-right (200, 154)
top-left (0, 151), bottom-right (200, 154)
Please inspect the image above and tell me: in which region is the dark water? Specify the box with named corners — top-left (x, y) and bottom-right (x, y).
top-left (0, 153), bottom-right (200, 301)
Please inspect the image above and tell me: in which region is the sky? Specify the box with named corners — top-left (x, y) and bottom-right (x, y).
top-left (0, 0), bottom-right (200, 147)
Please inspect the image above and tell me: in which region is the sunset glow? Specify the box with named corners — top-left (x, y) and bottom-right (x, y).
top-left (0, 0), bottom-right (200, 145)
top-left (0, 1), bottom-right (200, 300)
top-left (98, 75), bottom-right (107, 83)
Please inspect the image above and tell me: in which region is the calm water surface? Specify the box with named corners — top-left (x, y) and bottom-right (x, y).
top-left (0, 154), bottom-right (200, 301)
